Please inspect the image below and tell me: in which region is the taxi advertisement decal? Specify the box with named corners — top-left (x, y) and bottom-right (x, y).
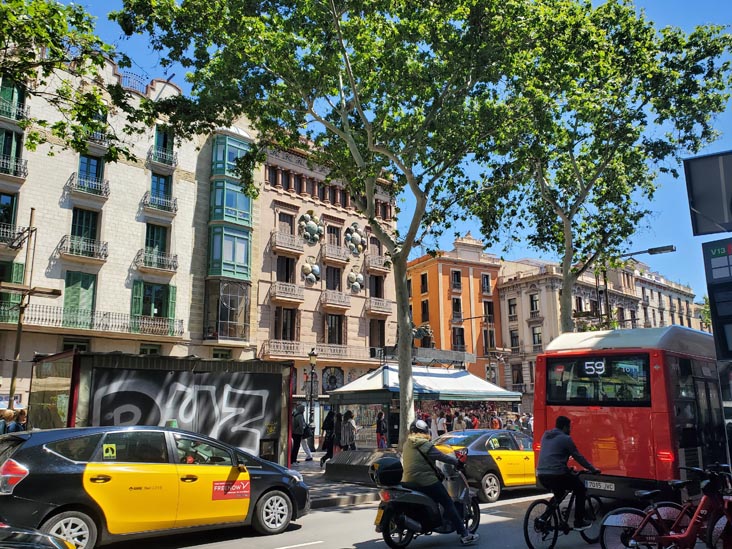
top-left (103, 444), bottom-right (117, 460)
top-left (212, 480), bottom-right (250, 500)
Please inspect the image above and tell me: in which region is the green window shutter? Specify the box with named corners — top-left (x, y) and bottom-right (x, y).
top-left (11, 262), bottom-right (24, 283)
top-left (167, 285), bottom-right (177, 336)
top-left (131, 279), bottom-right (144, 333)
top-left (64, 271), bottom-right (81, 310)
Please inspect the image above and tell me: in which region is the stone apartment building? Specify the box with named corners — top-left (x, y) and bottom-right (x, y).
top-left (0, 59), bottom-right (397, 411)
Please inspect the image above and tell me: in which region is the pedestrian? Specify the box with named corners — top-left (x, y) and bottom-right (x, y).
top-left (436, 412), bottom-right (447, 436)
top-left (0, 409), bottom-right (10, 434)
top-left (471, 414), bottom-right (480, 429)
top-left (452, 414), bottom-right (466, 431)
top-left (429, 413), bottom-right (439, 439)
top-left (445, 410), bottom-right (453, 432)
top-left (320, 410), bottom-right (335, 467)
top-left (341, 410), bottom-right (359, 450)
top-left (528, 413), bottom-right (534, 433)
top-left (291, 404), bottom-right (306, 464)
top-left (7, 409), bottom-right (26, 432)
top-left (333, 412), bottom-right (343, 456)
top-left (376, 411), bottom-right (388, 449)
top-left (301, 419), bottom-right (314, 462)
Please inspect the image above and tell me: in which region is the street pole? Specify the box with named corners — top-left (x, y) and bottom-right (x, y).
top-left (8, 208), bottom-right (35, 410)
top-left (307, 348), bottom-right (317, 429)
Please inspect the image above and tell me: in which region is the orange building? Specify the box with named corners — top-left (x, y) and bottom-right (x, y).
top-left (406, 234), bottom-right (506, 384)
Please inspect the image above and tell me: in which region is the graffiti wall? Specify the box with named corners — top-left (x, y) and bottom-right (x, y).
top-left (90, 368), bottom-right (281, 455)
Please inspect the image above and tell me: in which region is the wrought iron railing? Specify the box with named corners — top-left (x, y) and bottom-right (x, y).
top-left (142, 191), bottom-right (178, 213)
top-left (0, 303), bottom-right (184, 336)
top-left (0, 154), bottom-right (28, 178)
top-left (59, 235), bottom-right (108, 260)
top-left (147, 146), bottom-right (178, 167)
top-left (321, 289), bottom-right (351, 308)
top-left (271, 281), bottom-right (305, 301)
top-left (67, 172), bottom-right (110, 197)
top-left (0, 223), bottom-right (26, 246)
top-left (135, 248), bottom-right (178, 271)
top-left (270, 231), bottom-right (304, 253)
top-left (0, 98), bottom-right (29, 121)
top-left (86, 131), bottom-right (109, 147)
top-left (121, 72), bottom-right (148, 94)
top-left (323, 243), bottom-right (350, 263)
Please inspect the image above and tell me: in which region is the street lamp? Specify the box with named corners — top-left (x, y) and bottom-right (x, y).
top-left (307, 348), bottom-right (317, 427)
top-left (618, 245), bottom-right (676, 258)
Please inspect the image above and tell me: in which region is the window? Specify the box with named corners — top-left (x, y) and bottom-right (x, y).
top-left (175, 434), bottom-right (233, 466)
top-left (62, 338), bottom-right (90, 352)
top-left (590, 300), bottom-right (599, 317)
top-left (140, 344), bottom-right (161, 355)
top-left (0, 261), bottom-right (22, 323)
top-left (326, 225), bottom-right (341, 245)
top-left (512, 364), bottom-right (524, 386)
top-left (452, 298), bottom-right (462, 320)
top-left (204, 279), bottom-right (250, 340)
top-left (510, 330), bottom-right (520, 349)
top-left (420, 299), bottom-right (429, 322)
top-left (0, 192), bottom-right (16, 228)
top-left (209, 226), bottom-right (251, 279)
top-left (575, 296), bottom-right (583, 312)
top-left (452, 327), bottom-right (465, 351)
top-left (46, 434), bottom-right (102, 463)
top-left (369, 274), bottom-right (384, 298)
top-left (211, 180), bottom-right (252, 224)
top-left (508, 298), bottom-right (517, 316)
top-left (326, 314), bottom-right (345, 344)
top-left (145, 223), bottom-right (168, 255)
top-left (369, 236), bottom-right (381, 256)
top-left (0, 129), bottom-right (23, 176)
top-left (529, 293), bottom-right (539, 312)
top-left (141, 284), bottom-right (169, 317)
top-left (131, 280), bottom-right (177, 335)
top-left (407, 279), bottom-right (412, 298)
top-left (212, 348), bottom-right (232, 359)
top-left (532, 326), bottom-right (542, 345)
top-left (483, 301), bottom-right (494, 323)
top-left (154, 125), bottom-right (174, 162)
top-left (71, 207), bottom-right (98, 243)
top-left (451, 270), bottom-right (462, 290)
top-left (267, 165), bottom-right (278, 186)
top-left (328, 186), bottom-right (337, 204)
top-left (0, 76), bottom-right (26, 120)
top-left (369, 318), bottom-right (386, 348)
top-left (96, 431), bottom-right (169, 464)
top-left (420, 273), bottom-right (428, 293)
top-left (318, 182), bottom-right (327, 201)
top-left (483, 329), bottom-right (496, 351)
top-left (78, 154), bottom-right (103, 191)
top-left (63, 271), bottom-right (96, 329)
top-left (487, 433), bottom-right (518, 451)
top-left (326, 266), bottom-right (342, 291)
top-left (274, 307), bottom-right (298, 340)
top-left (481, 274), bottom-right (491, 293)
top-left (546, 354), bottom-right (651, 406)
top-left (212, 135), bottom-right (248, 176)
top-left (276, 255), bottom-right (295, 283)
top-left (278, 212), bottom-right (294, 234)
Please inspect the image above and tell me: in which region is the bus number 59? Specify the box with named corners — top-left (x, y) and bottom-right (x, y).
top-left (584, 361), bottom-right (605, 375)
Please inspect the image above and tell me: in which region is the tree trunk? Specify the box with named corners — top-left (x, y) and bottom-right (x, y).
top-left (559, 221), bottom-right (576, 333)
top-left (391, 251), bottom-right (414, 449)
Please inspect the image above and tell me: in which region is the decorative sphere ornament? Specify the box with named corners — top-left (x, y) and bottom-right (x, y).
top-left (345, 233), bottom-right (352, 242)
top-left (351, 233), bottom-right (361, 246)
top-left (355, 273), bottom-right (364, 285)
top-left (303, 213), bottom-right (311, 222)
top-left (347, 272), bottom-right (357, 283)
top-left (311, 265), bottom-right (321, 277)
top-left (302, 264), bottom-right (312, 275)
top-left (352, 282), bottom-right (361, 292)
top-left (306, 273), bottom-right (317, 284)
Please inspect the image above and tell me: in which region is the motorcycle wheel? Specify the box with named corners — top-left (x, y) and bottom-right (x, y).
top-left (381, 508), bottom-right (416, 549)
top-left (464, 497), bottom-right (481, 534)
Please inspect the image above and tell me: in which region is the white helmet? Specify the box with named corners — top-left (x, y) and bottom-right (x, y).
top-left (410, 419), bottom-right (429, 434)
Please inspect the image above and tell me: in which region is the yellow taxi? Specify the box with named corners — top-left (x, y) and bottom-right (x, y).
top-left (434, 429), bottom-right (536, 502)
top-left (0, 426), bottom-right (309, 548)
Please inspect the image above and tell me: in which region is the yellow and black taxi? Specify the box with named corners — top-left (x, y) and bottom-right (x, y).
top-left (434, 429), bottom-right (536, 503)
top-left (0, 426), bottom-right (309, 548)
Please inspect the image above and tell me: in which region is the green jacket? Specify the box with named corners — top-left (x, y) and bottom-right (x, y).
top-left (401, 434), bottom-right (440, 487)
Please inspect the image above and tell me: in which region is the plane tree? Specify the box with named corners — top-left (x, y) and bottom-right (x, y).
top-left (465, 0), bottom-right (732, 332)
top-left (112, 0), bottom-right (533, 444)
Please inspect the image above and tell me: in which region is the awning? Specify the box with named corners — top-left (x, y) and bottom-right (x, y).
top-left (329, 363), bottom-right (522, 405)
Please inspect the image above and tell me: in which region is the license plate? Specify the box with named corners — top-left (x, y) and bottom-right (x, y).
top-left (585, 480), bottom-right (615, 492)
top-left (374, 508), bottom-right (384, 525)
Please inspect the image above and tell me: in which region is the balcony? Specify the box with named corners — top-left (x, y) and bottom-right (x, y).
top-left (658, 301), bottom-right (665, 311)
top-left (0, 223), bottom-right (27, 249)
top-left (366, 296), bottom-right (392, 316)
top-left (67, 172), bottom-right (110, 199)
top-left (481, 284), bottom-right (491, 295)
top-left (142, 191), bottom-right (178, 216)
top-left (147, 146), bottom-right (178, 172)
top-left (670, 304), bottom-right (677, 313)
top-left (365, 254), bottom-right (391, 273)
top-left (0, 303), bottom-right (184, 338)
top-left (134, 248), bottom-right (178, 274)
top-left (59, 235), bottom-right (108, 263)
top-left (261, 340), bottom-right (376, 362)
top-left (532, 343), bottom-right (543, 353)
top-left (451, 281), bottom-right (462, 291)
top-left (481, 314), bottom-right (494, 326)
top-left (451, 312), bottom-right (463, 323)
top-left (321, 289), bottom-right (350, 311)
top-left (0, 154), bottom-right (28, 180)
top-left (87, 130), bottom-right (110, 148)
top-left (270, 281), bottom-right (305, 304)
top-left (322, 243), bottom-right (351, 265)
top-left (270, 230), bottom-right (304, 256)
top-left (642, 295), bottom-right (650, 305)
top-left (511, 345), bottom-right (521, 354)
top-left (0, 98), bottom-right (29, 121)
top-left (527, 310), bottom-right (543, 323)
top-left (508, 314), bottom-right (518, 323)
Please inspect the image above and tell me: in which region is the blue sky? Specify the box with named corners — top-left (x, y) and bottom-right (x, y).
top-left (77, 0), bottom-right (732, 299)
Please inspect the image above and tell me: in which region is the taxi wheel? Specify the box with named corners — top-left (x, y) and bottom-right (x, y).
top-left (478, 472), bottom-right (501, 503)
top-left (252, 490), bottom-right (292, 535)
top-left (41, 510), bottom-right (98, 549)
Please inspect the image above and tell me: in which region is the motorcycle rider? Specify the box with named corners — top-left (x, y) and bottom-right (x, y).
top-left (536, 415), bottom-right (600, 530)
top-left (401, 419), bottom-right (479, 546)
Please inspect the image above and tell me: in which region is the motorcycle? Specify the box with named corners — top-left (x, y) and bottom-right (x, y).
top-left (369, 449), bottom-right (481, 548)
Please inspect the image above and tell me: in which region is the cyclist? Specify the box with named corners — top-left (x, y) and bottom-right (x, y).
top-left (536, 415), bottom-right (600, 531)
top-left (401, 419), bottom-right (479, 546)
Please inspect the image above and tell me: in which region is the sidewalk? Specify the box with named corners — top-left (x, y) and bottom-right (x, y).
top-left (293, 448), bottom-right (380, 510)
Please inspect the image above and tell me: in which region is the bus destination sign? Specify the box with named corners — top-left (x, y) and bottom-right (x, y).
top-left (703, 238), bottom-right (732, 283)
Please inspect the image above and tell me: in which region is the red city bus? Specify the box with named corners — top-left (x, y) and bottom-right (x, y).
top-left (534, 326), bottom-right (727, 500)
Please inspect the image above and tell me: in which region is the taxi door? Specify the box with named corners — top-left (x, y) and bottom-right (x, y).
top-left (83, 431), bottom-right (179, 534)
top-left (512, 432), bottom-right (536, 485)
top-left (486, 433), bottom-right (523, 486)
top-left (173, 433), bottom-right (251, 528)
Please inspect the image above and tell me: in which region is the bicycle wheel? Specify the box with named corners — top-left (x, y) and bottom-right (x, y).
top-left (580, 495), bottom-right (603, 544)
top-left (524, 499), bottom-right (559, 549)
top-left (706, 509), bottom-right (728, 548)
top-left (600, 507), bottom-right (661, 549)
top-left (644, 501), bottom-right (693, 534)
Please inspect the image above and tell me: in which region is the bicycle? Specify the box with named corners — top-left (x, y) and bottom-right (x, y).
top-left (523, 470), bottom-right (603, 549)
top-left (599, 464), bottom-right (732, 549)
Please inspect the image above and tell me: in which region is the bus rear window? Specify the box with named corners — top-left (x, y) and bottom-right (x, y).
top-left (546, 354), bottom-right (650, 406)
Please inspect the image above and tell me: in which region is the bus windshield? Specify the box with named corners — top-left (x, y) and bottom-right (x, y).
top-left (546, 353), bottom-right (650, 406)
